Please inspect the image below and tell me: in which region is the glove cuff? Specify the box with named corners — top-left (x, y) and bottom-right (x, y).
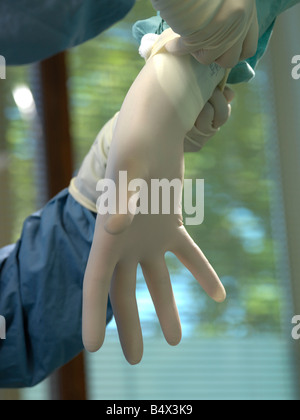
top-left (69, 113), bottom-right (119, 212)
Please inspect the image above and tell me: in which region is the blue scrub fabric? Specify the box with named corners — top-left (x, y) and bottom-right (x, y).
top-left (0, 189), bottom-right (113, 388)
top-left (0, 0), bottom-right (135, 65)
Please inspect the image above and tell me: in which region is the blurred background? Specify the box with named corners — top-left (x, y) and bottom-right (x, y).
top-left (0, 0), bottom-right (299, 400)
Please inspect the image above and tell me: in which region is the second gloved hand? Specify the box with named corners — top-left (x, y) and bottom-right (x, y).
top-left (151, 0), bottom-right (259, 68)
top-left (185, 85), bottom-right (234, 152)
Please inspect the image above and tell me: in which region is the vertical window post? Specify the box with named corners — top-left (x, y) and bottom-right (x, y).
top-left (36, 51), bottom-right (87, 401)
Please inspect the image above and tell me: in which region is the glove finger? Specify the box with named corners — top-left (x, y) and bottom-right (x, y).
top-left (192, 48), bottom-right (223, 66)
top-left (141, 258), bottom-right (182, 346)
top-left (223, 86), bottom-right (235, 103)
top-left (208, 88), bottom-right (231, 129)
top-left (171, 227), bottom-right (226, 303)
top-left (194, 102), bottom-right (215, 134)
top-left (109, 262), bottom-right (144, 365)
top-left (82, 220), bottom-right (120, 352)
top-left (240, 13), bottom-right (259, 61)
top-left (215, 40), bottom-right (243, 69)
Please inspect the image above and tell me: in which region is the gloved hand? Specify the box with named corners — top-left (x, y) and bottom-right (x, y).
top-left (81, 31), bottom-right (229, 364)
top-left (70, 87), bottom-right (231, 363)
top-left (151, 0), bottom-right (259, 68)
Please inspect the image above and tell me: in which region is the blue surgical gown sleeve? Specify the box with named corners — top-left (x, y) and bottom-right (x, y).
top-left (0, 0), bottom-right (135, 65)
top-left (0, 189), bottom-right (113, 388)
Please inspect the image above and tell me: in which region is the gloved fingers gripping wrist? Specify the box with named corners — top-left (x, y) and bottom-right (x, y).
top-left (184, 104), bottom-right (218, 153)
top-left (208, 86), bottom-right (233, 128)
top-left (184, 85), bottom-right (234, 152)
top-left (154, 0), bottom-right (259, 67)
top-left (239, 12), bottom-right (260, 61)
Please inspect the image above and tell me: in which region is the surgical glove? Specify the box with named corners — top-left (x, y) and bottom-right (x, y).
top-left (185, 85), bottom-right (234, 152)
top-left (82, 38), bottom-right (227, 364)
top-left (69, 84), bottom-right (234, 209)
top-left (151, 0), bottom-right (259, 68)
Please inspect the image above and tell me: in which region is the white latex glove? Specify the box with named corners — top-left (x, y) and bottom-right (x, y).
top-left (69, 84), bottom-right (234, 210)
top-left (151, 0), bottom-right (259, 68)
top-left (185, 85), bottom-right (234, 152)
top-left (69, 87), bottom-right (232, 363)
top-left (81, 30), bottom-right (228, 364)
